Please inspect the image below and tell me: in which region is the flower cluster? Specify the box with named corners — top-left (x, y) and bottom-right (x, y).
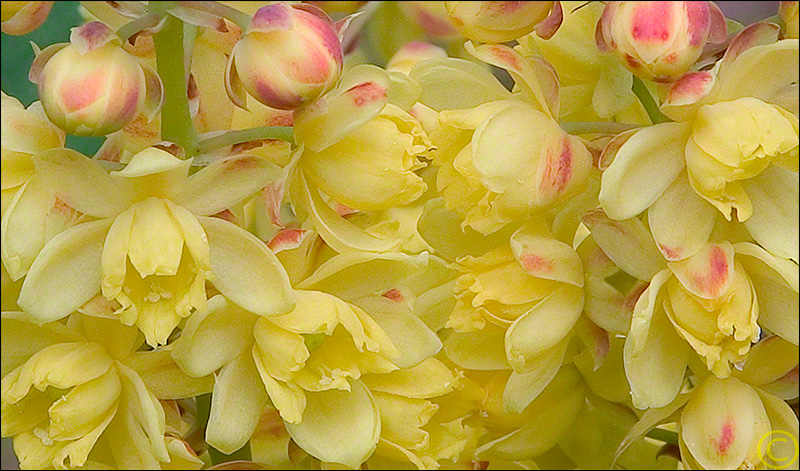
top-left (1, 1), bottom-right (798, 470)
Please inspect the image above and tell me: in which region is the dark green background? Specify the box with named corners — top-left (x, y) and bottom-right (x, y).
top-left (2, 1), bottom-right (103, 155)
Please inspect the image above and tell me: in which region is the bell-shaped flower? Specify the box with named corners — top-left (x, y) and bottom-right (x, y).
top-left (225, 2), bottom-right (343, 110)
top-left (623, 241), bottom-right (799, 409)
top-left (780, 1), bottom-right (799, 39)
top-left (171, 248), bottom-right (448, 468)
top-left (595, 1), bottom-right (727, 82)
top-left (290, 65), bottom-right (432, 253)
top-left (1, 1), bottom-right (52, 35)
top-left (433, 100), bottom-right (592, 234)
top-left (16, 146), bottom-right (295, 346)
top-left (599, 29), bottom-right (799, 260)
top-left (436, 218), bottom-right (586, 417)
top-left (29, 22), bottom-right (163, 137)
top-left (1, 312), bottom-right (209, 469)
top-left (444, 1), bottom-right (563, 43)
top-left (363, 357), bottom-right (485, 469)
top-left (172, 293), bottom-right (393, 469)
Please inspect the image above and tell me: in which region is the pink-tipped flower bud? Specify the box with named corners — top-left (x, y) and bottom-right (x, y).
top-left (444, 1), bottom-right (563, 43)
top-left (31, 22), bottom-right (163, 136)
top-left (596, 1), bottom-right (728, 82)
top-left (1, 1), bottom-right (52, 35)
top-left (226, 2), bottom-right (343, 110)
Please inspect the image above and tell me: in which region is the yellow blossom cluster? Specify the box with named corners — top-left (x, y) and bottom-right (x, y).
top-left (1, 1), bottom-right (798, 470)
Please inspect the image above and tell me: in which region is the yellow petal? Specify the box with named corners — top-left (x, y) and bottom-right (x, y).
top-left (409, 58), bottom-right (511, 112)
top-left (206, 352), bottom-right (269, 454)
top-left (581, 209), bottom-right (665, 281)
top-left (624, 269), bottom-right (690, 409)
top-left (18, 219), bottom-right (111, 323)
top-left (122, 349), bottom-right (214, 400)
top-left (2, 342), bottom-right (112, 404)
top-left (353, 296), bottom-right (440, 368)
top-left (285, 379), bottom-right (380, 469)
top-left (1, 312), bottom-right (85, 377)
top-left (33, 148), bottom-right (128, 218)
top-left (510, 222), bottom-right (584, 287)
top-left (361, 358), bottom-right (456, 399)
top-left (599, 122), bottom-right (690, 220)
top-left (668, 242), bottom-right (736, 300)
top-left (174, 154), bottom-right (283, 216)
top-left (200, 216), bottom-right (295, 317)
top-left (171, 295), bottom-right (259, 377)
top-left (742, 166), bottom-right (799, 262)
top-left (648, 173), bottom-right (717, 262)
top-left (505, 285), bottom-right (583, 373)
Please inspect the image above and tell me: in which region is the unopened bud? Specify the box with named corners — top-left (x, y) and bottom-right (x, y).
top-left (1, 1), bottom-right (52, 35)
top-left (596, 1), bottom-right (727, 82)
top-left (31, 22), bottom-right (163, 136)
top-left (226, 2), bottom-right (343, 110)
top-left (444, 1), bottom-right (563, 43)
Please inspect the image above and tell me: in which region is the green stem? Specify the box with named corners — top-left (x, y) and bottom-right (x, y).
top-left (632, 77), bottom-right (668, 124)
top-left (197, 127), bottom-right (294, 154)
top-left (153, 9), bottom-right (199, 158)
top-left (645, 428), bottom-right (679, 446)
top-left (560, 121), bottom-right (640, 135)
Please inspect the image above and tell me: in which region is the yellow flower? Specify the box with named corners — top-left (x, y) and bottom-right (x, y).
top-left (600, 32), bottom-right (799, 261)
top-left (684, 97), bottom-right (798, 222)
top-left (1, 1), bottom-right (52, 35)
top-left (363, 357), bottom-right (485, 469)
top-left (171, 249), bottom-right (448, 468)
top-left (595, 1), bottom-right (727, 82)
top-left (290, 65), bottom-right (432, 253)
top-left (623, 241), bottom-right (799, 408)
top-left (428, 216), bottom-right (586, 425)
top-left (30, 22), bottom-right (162, 137)
top-left (1, 312), bottom-right (209, 470)
top-left (433, 100), bottom-right (592, 234)
top-left (16, 146), bottom-right (294, 346)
